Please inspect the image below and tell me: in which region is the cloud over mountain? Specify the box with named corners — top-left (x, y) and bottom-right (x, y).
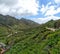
top-left (34, 0), bottom-right (60, 24)
top-left (0, 0), bottom-right (60, 24)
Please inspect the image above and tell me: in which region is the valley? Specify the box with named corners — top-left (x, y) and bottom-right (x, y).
top-left (0, 15), bottom-right (60, 54)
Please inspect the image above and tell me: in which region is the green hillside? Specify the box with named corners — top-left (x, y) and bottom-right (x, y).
top-left (4, 25), bottom-right (60, 54)
top-left (45, 19), bottom-right (60, 28)
top-left (0, 15), bottom-right (60, 54)
top-left (0, 14), bottom-right (39, 30)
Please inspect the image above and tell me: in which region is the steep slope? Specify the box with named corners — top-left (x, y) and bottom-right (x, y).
top-left (0, 14), bottom-right (60, 54)
top-left (20, 18), bottom-right (39, 28)
top-left (0, 14), bottom-right (39, 30)
top-left (0, 14), bottom-right (39, 46)
top-left (4, 25), bottom-right (60, 54)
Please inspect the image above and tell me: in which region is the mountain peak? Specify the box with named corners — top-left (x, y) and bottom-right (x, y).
top-left (0, 14), bottom-right (39, 30)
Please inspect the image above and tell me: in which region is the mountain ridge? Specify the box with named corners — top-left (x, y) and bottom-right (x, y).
top-left (0, 14), bottom-right (39, 30)
top-left (0, 14), bottom-right (60, 54)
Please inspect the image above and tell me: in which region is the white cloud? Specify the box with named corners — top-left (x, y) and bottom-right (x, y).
top-left (40, 2), bottom-right (51, 14)
top-left (31, 16), bottom-right (60, 24)
top-left (40, 5), bottom-right (46, 14)
top-left (40, 1), bottom-right (60, 16)
top-left (0, 4), bottom-right (9, 15)
top-left (0, 0), bottom-right (39, 17)
top-left (45, 6), bottom-right (56, 16)
top-left (0, 0), bottom-right (60, 24)
top-left (54, 0), bottom-right (60, 4)
top-left (45, 6), bottom-right (60, 16)
top-left (36, 0), bottom-right (60, 24)
top-left (0, 0), bottom-right (18, 6)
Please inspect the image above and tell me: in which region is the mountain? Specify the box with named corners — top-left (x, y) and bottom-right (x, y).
top-left (44, 19), bottom-right (60, 28)
top-left (0, 15), bottom-right (60, 54)
top-left (0, 14), bottom-right (39, 30)
top-left (0, 14), bottom-right (39, 43)
top-left (20, 18), bottom-right (39, 28)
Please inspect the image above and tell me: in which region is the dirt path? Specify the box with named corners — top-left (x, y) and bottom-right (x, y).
top-left (46, 27), bottom-right (56, 31)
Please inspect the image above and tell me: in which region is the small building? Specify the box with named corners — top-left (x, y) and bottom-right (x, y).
top-left (0, 42), bottom-right (6, 54)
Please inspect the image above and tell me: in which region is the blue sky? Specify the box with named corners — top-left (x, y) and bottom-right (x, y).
top-left (29, 0), bottom-right (60, 24)
top-left (0, 0), bottom-right (60, 24)
top-left (24, 0), bottom-right (60, 24)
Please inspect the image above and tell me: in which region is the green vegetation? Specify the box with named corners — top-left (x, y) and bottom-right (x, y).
top-left (4, 27), bottom-right (60, 54)
top-left (0, 14), bottom-right (60, 54)
top-left (0, 14), bottom-right (39, 30)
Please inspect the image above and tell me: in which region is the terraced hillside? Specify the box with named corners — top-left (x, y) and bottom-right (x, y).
top-left (0, 15), bottom-right (60, 54)
top-left (3, 26), bottom-right (60, 54)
